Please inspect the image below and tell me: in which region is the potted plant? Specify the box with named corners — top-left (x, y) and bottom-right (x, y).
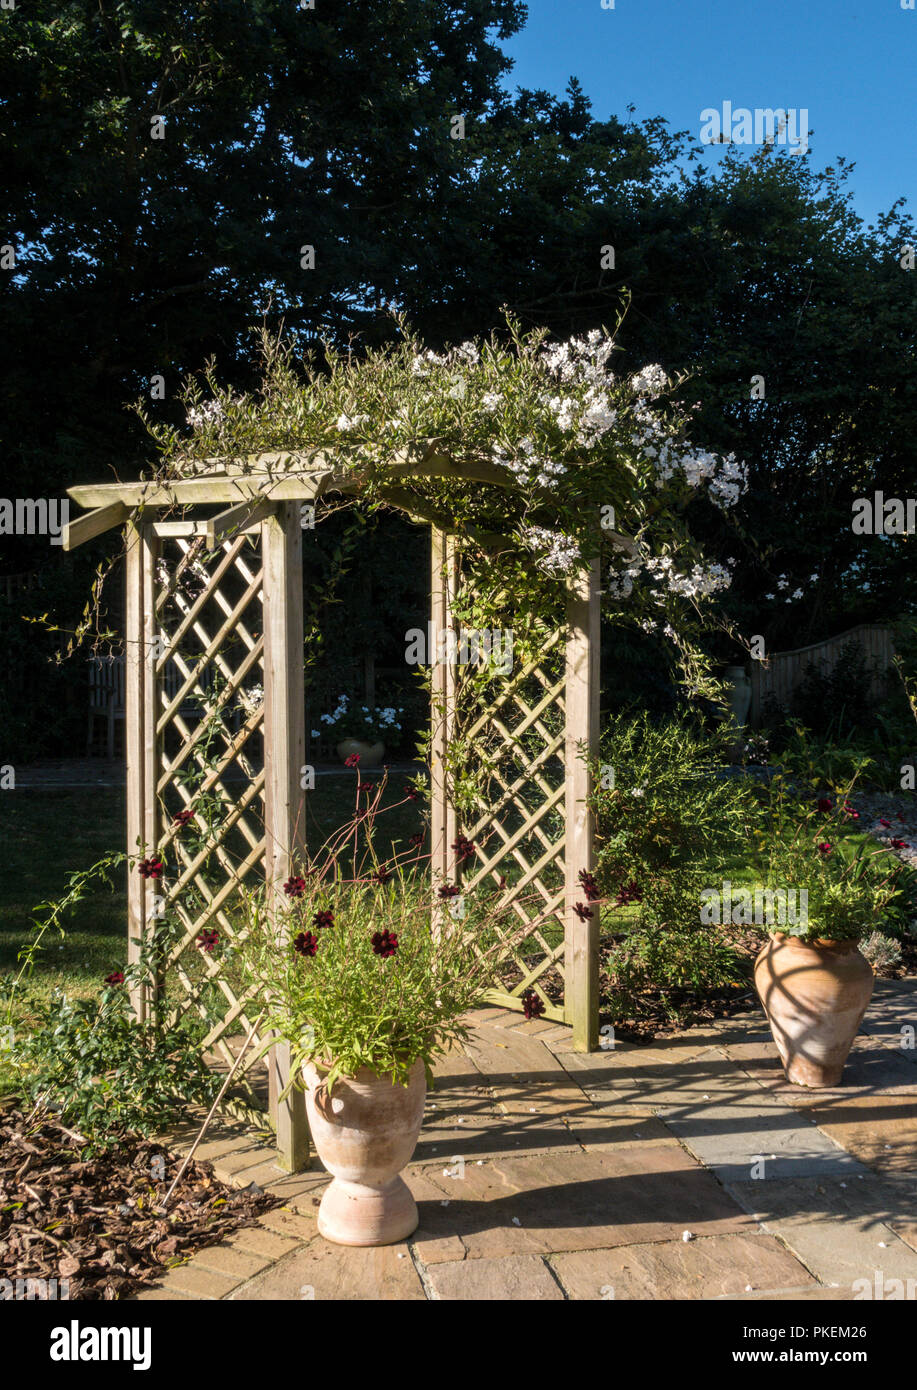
top-left (312, 694), bottom-right (404, 767)
top-left (235, 772), bottom-right (535, 1245)
top-left (754, 783), bottom-right (909, 1086)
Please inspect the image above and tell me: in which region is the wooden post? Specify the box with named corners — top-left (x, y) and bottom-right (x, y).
top-left (124, 521), bottom-right (159, 1023)
top-left (430, 528), bottom-right (459, 889)
top-left (564, 557), bottom-right (601, 1052)
top-left (261, 503), bottom-right (310, 1172)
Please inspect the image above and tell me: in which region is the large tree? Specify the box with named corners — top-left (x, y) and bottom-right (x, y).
top-left (0, 0), bottom-right (526, 503)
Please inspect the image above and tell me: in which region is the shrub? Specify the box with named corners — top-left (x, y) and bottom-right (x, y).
top-left (860, 931), bottom-right (903, 975)
top-left (604, 924), bottom-right (746, 1023)
top-left (12, 985), bottom-right (222, 1154)
top-left (590, 712), bottom-right (758, 1022)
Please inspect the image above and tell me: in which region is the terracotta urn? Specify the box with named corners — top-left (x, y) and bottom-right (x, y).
top-left (754, 933), bottom-right (874, 1087)
top-left (336, 738), bottom-right (385, 768)
top-left (303, 1059), bottom-right (426, 1246)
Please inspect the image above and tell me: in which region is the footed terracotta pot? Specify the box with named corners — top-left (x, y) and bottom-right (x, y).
top-left (754, 933), bottom-right (874, 1087)
top-left (303, 1059), bottom-right (425, 1246)
top-left (336, 738), bottom-right (385, 767)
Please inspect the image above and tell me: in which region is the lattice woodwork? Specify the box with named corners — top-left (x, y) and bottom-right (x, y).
top-left (150, 528), bottom-right (270, 1083)
top-left (455, 630), bottom-right (569, 1021)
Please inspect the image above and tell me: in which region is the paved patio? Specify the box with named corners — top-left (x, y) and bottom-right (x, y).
top-left (137, 981), bottom-right (917, 1301)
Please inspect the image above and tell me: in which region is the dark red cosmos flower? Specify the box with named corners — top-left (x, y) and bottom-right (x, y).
top-left (284, 875), bottom-right (307, 898)
top-left (405, 783), bottom-right (421, 801)
top-left (138, 856), bottom-right (163, 879)
top-left (371, 928), bottom-right (398, 958)
top-left (313, 909), bottom-right (335, 930)
top-left (498, 875), bottom-right (507, 889)
top-left (817, 841), bottom-right (833, 856)
top-left (438, 883), bottom-right (461, 899)
top-left (452, 834), bottom-right (476, 862)
top-left (104, 970), bottom-right (124, 985)
top-left (521, 990), bottom-right (546, 1020)
top-left (373, 864), bottom-right (391, 885)
top-left (842, 801), bottom-right (860, 820)
top-left (578, 869), bottom-right (600, 902)
top-left (614, 880), bottom-right (642, 907)
top-left (573, 902), bottom-right (593, 921)
top-left (345, 753), bottom-right (361, 768)
top-left (197, 928), bottom-right (219, 953)
top-left (879, 818), bottom-right (892, 828)
top-left (357, 781), bottom-right (373, 793)
top-left (172, 808), bottom-right (194, 827)
top-left (294, 931), bottom-right (319, 958)
top-left (409, 832), bottom-right (424, 847)
top-left (891, 838), bottom-right (909, 850)
top-left (817, 797), bottom-right (833, 813)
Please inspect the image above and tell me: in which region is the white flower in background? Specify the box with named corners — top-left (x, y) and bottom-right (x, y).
top-left (609, 551), bottom-right (731, 603)
top-left (521, 525), bottom-right (581, 576)
top-left (186, 399), bottom-right (226, 430)
top-left (410, 349), bottom-right (448, 377)
top-left (540, 331), bottom-right (615, 387)
top-left (452, 341), bottom-right (479, 364)
top-left (336, 412), bottom-right (369, 432)
top-left (791, 588), bottom-right (804, 600)
top-left (765, 592), bottom-right (775, 600)
top-left (577, 389), bottom-right (617, 446)
top-left (481, 392), bottom-right (503, 412)
top-left (500, 437), bottom-right (567, 490)
top-left (238, 684), bottom-right (264, 713)
top-left (629, 364), bottom-right (668, 398)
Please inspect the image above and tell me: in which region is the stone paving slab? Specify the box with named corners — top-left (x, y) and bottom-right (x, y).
top-left (561, 1106), bottom-right (676, 1152)
top-left (554, 1043), bottom-right (743, 1110)
top-left (461, 1024), bottom-right (594, 1116)
top-left (425, 1253), bottom-right (565, 1300)
top-left (657, 1093), bottom-right (866, 1182)
top-left (726, 1174), bottom-right (917, 1288)
top-left (227, 1236), bottom-right (427, 1300)
top-left (799, 1095), bottom-right (917, 1177)
top-left (408, 1144), bottom-right (753, 1261)
top-left (548, 1232), bottom-right (818, 1301)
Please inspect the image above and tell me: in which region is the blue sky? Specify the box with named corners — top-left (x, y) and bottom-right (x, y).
top-left (501, 0), bottom-right (916, 227)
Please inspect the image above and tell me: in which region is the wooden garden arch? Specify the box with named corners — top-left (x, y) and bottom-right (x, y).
top-left (64, 448), bottom-right (601, 1171)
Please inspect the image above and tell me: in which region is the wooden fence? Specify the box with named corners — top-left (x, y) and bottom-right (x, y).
top-left (749, 624), bottom-right (895, 726)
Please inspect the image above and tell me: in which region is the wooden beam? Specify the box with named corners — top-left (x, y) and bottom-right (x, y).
top-left (261, 503), bottom-right (310, 1173)
top-left (68, 472), bottom-right (336, 509)
top-left (563, 557), bottom-right (601, 1052)
top-left (205, 496), bottom-right (274, 548)
top-left (124, 521), bottom-right (160, 1024)
top-left (430, 528), bottom-right (459, 892)
top-left (63, 502), bottom-right (129, 551)
top-left (67, 448), bottom-right (521, 512)
top-left (151, 521), bottom-right (209, 538)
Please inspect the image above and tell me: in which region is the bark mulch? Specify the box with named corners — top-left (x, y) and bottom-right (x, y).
top-left (0, 1104), bottom-right (278, 1300)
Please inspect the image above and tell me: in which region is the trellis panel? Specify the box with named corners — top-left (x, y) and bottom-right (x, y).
top-left (432, 536), bottom-right (600, 1041)
top-left (140, 519), bottom-right (279, 1117)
